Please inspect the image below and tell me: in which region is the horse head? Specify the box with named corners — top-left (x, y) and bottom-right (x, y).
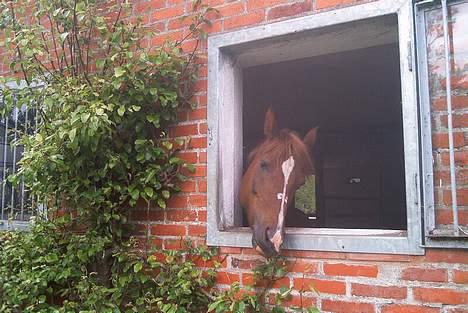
top-left (240, 107), bottom-right (318, 257)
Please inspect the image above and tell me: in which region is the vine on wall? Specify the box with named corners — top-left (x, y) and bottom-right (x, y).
top-left (0, 0), bottom-right (319, 312)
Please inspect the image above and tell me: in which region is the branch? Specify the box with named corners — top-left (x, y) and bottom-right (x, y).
top-left (8, 2), bottom-right (31, 85)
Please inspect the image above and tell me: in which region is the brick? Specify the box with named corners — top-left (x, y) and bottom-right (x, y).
top-left (442, 188), bottom-right (468, 206)
top-left (164, 238), bottom-right (185, 250)
top-left (432, 132), bottom-right (465, 149)
top-left (231, 257), bottom-right (264, 269)
top-left (188, 107), bottom-right (207, 121)
top-left (179, 180), bottom-right (196, 192)
top-left (151, 224), bottom-right (186, 236)
top-left (134, 0), bottom-right (166, 14)
top-left (197, 210), bottom-right (207, 222)
top-left (188, 224), bottom-right (206, 236)
top-left (434, 169), bottom-right (468, 186)
top-left (267, 1), bottom-right (310, 20)
top-left (166, 195), bottom-right (188, 208)
top-left (187, 137), bottom-right (207, 149)
top-left (321, 299), bottom-right (375, 313)
top-left (381, 304), bottom-right (441, 313)
top-left (224, 11), bottom-right (265, 30)
top-left (166, 209), bottom-right (198, 222)
top-left (316, 0), bottom-right (354, 10)
top-left (198, 122), bottom-right (208, 135)
top-left (195, 94), bottom-right (207, 107)
top-left (323, 263), bottom-right (378, 277)
top-left (247, 0), bottom-right (289, 10)
top-left (268, 293), bottom-right (316, 308)
top-left (441, 150), bottom-right (468, 166)
top-left (441, 113), bottom-right (468, 129)
top-left (453, 269), bottom-right (468, 284)
top-left (436, 209), bottom-right (468, 226)
top-left (285, 259), bottom-right (318, 273)
top-left (189, 194), bottom-right (207, 207)
top-left (219, 246), bottom-right (242, 254)
top-left (199, 152), bottom-right (207, 163)
top-left (217, 2), bottom-right (245, 18)
top-left (351, 283), bottom-right (407, 299)
top-left (177, 151), bottom-right (198, 163)
top-left (346, 253), bottom-right (412, 262)
top-left (151, 6), bottom-right (185, 21)
top-left (293, 278), bottom-right (346, 295)
top-left (167, 15), bottom-right (193, 30)
top-left (425, 249), bottom-right (468, 264)
top-left (192, 79), bottom-right (207, 93)
top-left (170, 124), bottom-right (198, 137)
top-left (414, 287), bottom-right (468, 305)
top-left (150, 30), bottom-right (185, 46)
top-left (401, 267), bottom-right (447, 283)
top-left (216, 271), bottom-right (240, 285)
top-left (198, 179), bottom-right (207, 192)
top-left (433, 96), bottom-right (468, 111)
top-left (132, 223), bottom-right (147, 236)
top-left (186, 165), bottom-right (207, 177)
top-left (131, 209), bottom-right (165, 221)
top-left (243, 273), bottom-right (290, 288)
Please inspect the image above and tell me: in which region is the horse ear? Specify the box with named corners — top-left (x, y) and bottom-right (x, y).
top-left (303, 127), bottom-right (318, 148)
top-left (264, 107), bottom-right (278, 138)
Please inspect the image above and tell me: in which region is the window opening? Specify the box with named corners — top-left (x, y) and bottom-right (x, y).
top-left (242, 18), bottom-right (406, 230)
top-left (207, 0), bottom-right (424, 254)
top-left (0, 91), bottom-right (40, 229)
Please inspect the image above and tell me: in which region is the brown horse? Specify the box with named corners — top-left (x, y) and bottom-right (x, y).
top-left (240, 108), bottom-right (318, 257)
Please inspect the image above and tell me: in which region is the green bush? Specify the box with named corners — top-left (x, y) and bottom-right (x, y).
top-left (0, 219), bottom-right (218, 312)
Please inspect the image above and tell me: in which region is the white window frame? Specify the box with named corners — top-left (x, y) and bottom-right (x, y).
top-left (207, 0), bottom-right (425, 255)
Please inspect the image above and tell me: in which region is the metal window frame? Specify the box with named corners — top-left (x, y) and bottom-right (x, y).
top-left (207, 0), bottom-right (425, 255)
top-left (415, 0), bottom-right (468, 248)
top-left (0, 80), bottom-right (42, 231)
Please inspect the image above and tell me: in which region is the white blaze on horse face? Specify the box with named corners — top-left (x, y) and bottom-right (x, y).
top-left (270, 156), bottom-right (295, 253)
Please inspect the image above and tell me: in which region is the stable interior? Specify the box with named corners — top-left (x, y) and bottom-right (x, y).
top-left (242, 42), bottom-right (407, 230)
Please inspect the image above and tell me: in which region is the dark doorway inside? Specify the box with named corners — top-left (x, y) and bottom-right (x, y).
top-left (242, 43), bottom-right (407, 230)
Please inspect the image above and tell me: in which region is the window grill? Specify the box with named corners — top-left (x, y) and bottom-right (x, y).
top-left (416, 0), bottom-right (468, 246)
top-left (0, 92), bottom-right (41, 230)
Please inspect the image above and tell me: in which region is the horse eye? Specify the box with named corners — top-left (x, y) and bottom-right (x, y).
top-left (260, 160), bottom-right (269, 170)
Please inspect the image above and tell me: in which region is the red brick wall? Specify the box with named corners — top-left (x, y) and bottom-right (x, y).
top-left (2, 0), bottom-right (467, 312)
top-left (128, 0), bottom-right (468, 312)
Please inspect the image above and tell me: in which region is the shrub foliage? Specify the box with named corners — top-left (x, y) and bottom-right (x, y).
top-left (0, 1), bottom-right (320, 312)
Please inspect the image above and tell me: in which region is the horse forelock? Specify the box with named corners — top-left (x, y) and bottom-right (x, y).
top-left (247, 129), bottom-right (313, 172)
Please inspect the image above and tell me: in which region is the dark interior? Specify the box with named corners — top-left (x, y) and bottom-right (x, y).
top-left (242, 43), bottom-right (407, 230)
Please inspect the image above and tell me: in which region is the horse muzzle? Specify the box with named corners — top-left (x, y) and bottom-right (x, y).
top-left (252, 225), bottom-right (283, 257)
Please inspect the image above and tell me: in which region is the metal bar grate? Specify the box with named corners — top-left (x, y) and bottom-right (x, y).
top-left (0, 93), bottom-right (38, 226)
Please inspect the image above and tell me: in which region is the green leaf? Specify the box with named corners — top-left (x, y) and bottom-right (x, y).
top-left (134, 262), bottom-right (143, 273)
top-left (81, 112), bottom-right (90, 123)
top-left (117, 106), bottom-right (125, 116)
top-left (96, 59), bottom-right (105, 69)
top-left (114, 67), bottom-right (125, 77)
top-left (69, 128), bottom-right (77, 142)
top-left (144, 187), bottom-right (154, 198)
top-left (162, 190), bottom-right (170, 199)
top-left (157, 198), bottom-right (166, 209)
top-left (59, 32), bottom-right (69, 42)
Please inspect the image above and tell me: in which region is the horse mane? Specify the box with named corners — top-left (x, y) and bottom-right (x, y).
top-left (247, 129), bottom-right (313, 172)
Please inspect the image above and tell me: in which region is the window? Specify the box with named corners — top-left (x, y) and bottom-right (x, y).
top-left (416, 0), bottom-right (468, 248)
top-left (207, 0), bottom-right (466, 254)
top-left (0, 83), bottom-right (40, 230)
